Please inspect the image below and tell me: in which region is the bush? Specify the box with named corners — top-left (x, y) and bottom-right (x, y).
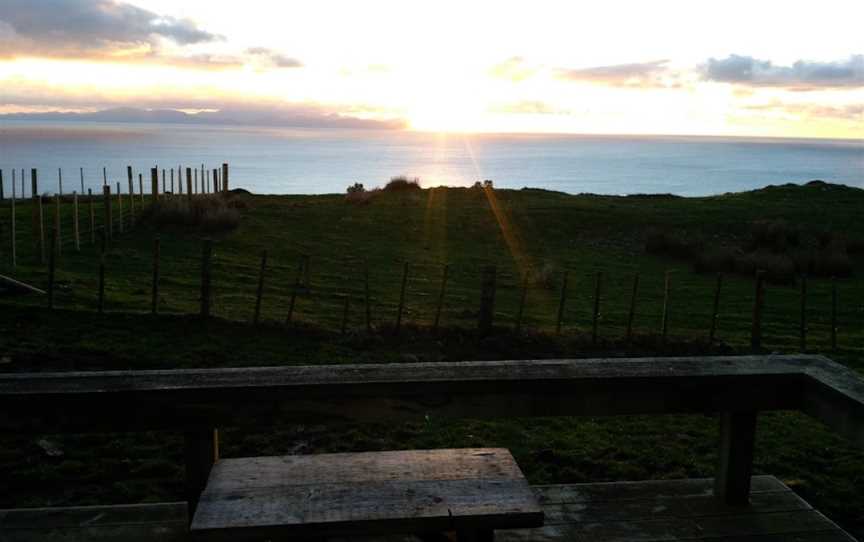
top-left (748, 219), bottom-right (799, 253)
top-left (383, 176), bottom-right (421, 192)
top-left (645, 227), bottom-right (702, 259)
top-left (345, 187), bottom-right (380, 205)
top-left (694, 246), bottom-right (737, 273)
top-left (346, 182), bottom-right (365, 194)
top-left (143, 195), bottom-right (240, 232)
top-left (734, 251), bottom-right (796, 284)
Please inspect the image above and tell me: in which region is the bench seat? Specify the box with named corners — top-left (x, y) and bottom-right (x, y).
top-left (190, 448), bottom-right (544, 541)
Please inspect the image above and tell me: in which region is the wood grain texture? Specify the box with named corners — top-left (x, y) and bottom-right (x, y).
top-left (191, 448), bottom-right (542, 540)
top-left (0, 356), bottom-right (860, 451)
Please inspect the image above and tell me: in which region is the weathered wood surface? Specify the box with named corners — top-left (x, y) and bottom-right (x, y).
top-left (0, 356), bottom-right (861, 448)
top-left (191, 448), bottom-right (542, 540)
top-left (0, 477), bottom-right (855, 541)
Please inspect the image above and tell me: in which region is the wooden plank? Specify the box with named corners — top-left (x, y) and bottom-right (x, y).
top-left (533, 476), bottom-right (785, 505)
top-left (204, 449), bottom-right (524, 492)
top-left (0, 356), bottom-right (859, 449)
top-left (192, 448), bottom-right (541, 541)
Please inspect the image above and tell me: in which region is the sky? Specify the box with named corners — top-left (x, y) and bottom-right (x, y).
top-left (0, 0), bottom-right (862, 138)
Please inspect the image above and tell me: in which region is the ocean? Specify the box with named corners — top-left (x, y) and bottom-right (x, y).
top-left (0, 121), bottom-right (861, 197)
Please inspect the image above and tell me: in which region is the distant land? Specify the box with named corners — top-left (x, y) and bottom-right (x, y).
top-left (0, 107), bottom-right (407, 130)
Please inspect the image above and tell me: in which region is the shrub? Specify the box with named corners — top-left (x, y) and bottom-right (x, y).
top-left (748, 219), bottom-right (799, 253)
top-left (345, 187), bottom-right (380, 205)
top-left (143, 195), bottom-right (240, 232)
top-left (734, 251), bottom-right (796, 284)
top-left (383, 176), bottom-right (421, 192)
top-left (645, 227), bottom-right (702, 259)
top-left (693, 246), bottom-right (737, 273)
top-left (346, 182), bottom-right (365, 194)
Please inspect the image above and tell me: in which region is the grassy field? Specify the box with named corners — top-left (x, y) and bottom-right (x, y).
top-left (1, 181), bottom-right (862, 535)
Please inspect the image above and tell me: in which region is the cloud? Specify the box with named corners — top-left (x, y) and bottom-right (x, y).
top-left (488, 101), bottom-right (573, 115)
top-left (245, 47), bottom-right (303, 68)
top-left (743, 100), bottom-right (864, 120)
top-left (703, 54), bottom-right (864, 89)
top-left (0, 0), bottom-right (219, 59)
top-left (556, 60), bottom-right (672, 87)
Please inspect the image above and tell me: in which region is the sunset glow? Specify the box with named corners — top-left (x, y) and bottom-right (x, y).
top-left (1, 0), bottom-right (861, 137)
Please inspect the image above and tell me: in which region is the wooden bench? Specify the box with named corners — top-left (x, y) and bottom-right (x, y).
top-left (1, 355), bottom-right (862, 541)
top-left (190, 449), bottom-right (543, 541)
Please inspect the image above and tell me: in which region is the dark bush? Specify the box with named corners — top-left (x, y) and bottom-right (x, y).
top-left (383, 176), bottom-right (421, 192)
top-left (143, 195), bottom-right (240, 232)
top-left (645, 227), bottom-right (702, 259)
top-left (734, 251), bottom-right (796, 284)
top-left (693, 246), bottom-right (737, 273)
top-left (748, 219), bottom-right (799, 253)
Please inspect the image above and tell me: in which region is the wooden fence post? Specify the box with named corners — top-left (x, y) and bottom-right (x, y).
top-left (138, 174), bottom-right (144, 207)
top-left (53, 194), bottom-right (61, 256)
top-left (364, 260), bottom-right (372, 333)
top-left (57, 168), bottom-right (62, 197)
top-left (253, 250), bottom-right (267, 325)
top-left (88, 189), bottom-right (95, 244)
top-left (194, 169), bottom-right (198, 194)
top-left (170, 169), bottom-right (175, 194)
top-left (103, 185), bottom-right (113, 241)
top-left (556, 270), bottom-right (569, 335)
top-left (151, 168), bottom-right (159, 204)
top-left (152, 237), bottom-right (161, 315)
top-left (222, 163), bottom-right (229, 192)
top-left (433, 264), bottom-right (449, 334)
top-left (126, 166), bottom-right (133, 205)
top-left (709, 273), bottom-right (723, 343)
top-left (32, 169), bottom-right (45, 263)
top-left (660, 271), bottom-right (672, 343)
top-left (116, 182), bottom-right (124, 234)
top-left (591, 271), bottom-right (603, 344)
top-left (102, 166), bottom-right (107, 187)
top-left (799, 274), bottom-right (807, 352)
top-left (831, 277), bottom-right (838, 351)
top-left (162, 169), bottom-right (166, 194)
top-left (47, 227), bottom-right (57, 309)
top-left (0, 169), bottom-right (4, 202)
top-left (200, 239), bottom-right (213, 319)
top-left (186, 168), bottom-right (193, 204)
top-left (73, 192), bottom-right (80, 251)
top-left (98, 231), bottom-right (106, 313)
top-left (10, 181), bottom-right (16, 267)
top-left (478, 265), bottom-right (497, 335)
top-left (128, 171), bottom-right (135, 222)
top-left (626, 272), bottom-right (640, 342)
top-left (395, 262), bottom-right (409, 333)
top-left (514, 270), bottom-right (529, 333)
top-left (79, 167), bottom-right (84, 194)
top-left (286, 256), bottom-right (304, 323)
top-left (750, 270), bottom-right (765, 351)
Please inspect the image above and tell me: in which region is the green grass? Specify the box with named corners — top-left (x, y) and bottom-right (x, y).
top-left (0, 182), bottom-right (862, 535)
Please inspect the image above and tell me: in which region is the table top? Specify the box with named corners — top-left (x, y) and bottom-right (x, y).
top-left (191, 448), bottom-right (544, 540)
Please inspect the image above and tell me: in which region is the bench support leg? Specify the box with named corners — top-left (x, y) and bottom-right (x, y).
top-left (714, 412), bottom-right (756, 506)
top-left (184, 428), bottom-right (219, 522)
